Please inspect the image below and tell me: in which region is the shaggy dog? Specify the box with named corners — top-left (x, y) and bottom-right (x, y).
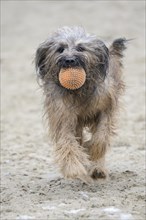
top-left (35, 27), bottom-right (127, 183)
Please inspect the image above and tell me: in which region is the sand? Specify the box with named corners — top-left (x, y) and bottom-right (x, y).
top-left (1, 1), bottom-right (145, 220)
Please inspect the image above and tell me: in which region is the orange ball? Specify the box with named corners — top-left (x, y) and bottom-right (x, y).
top-left (59, 68), bottom-right (86, 90)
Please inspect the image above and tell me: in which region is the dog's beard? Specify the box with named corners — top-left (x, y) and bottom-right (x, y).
top-left (42, 52), bottom-right (107, 102)
top-left (56, 60), bottom-right (95, 93)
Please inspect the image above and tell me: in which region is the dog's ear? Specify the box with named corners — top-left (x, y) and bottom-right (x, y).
top-left (35, 44), bottom-right (49, 78)
top-left (109, 38), bottom-right (127, 57)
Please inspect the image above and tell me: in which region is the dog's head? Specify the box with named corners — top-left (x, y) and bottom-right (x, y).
top-left (35, 27), bottom-right (126, 93)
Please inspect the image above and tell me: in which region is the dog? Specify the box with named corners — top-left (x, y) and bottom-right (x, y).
top-left (35, 27), bottom-right (127, 183)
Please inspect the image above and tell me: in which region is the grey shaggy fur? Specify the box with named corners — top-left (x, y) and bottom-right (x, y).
top-left (35, 27), bottom-right (127, 183)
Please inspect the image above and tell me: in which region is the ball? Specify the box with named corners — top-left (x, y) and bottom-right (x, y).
top-left (59, 68), bottom-right (86, 90)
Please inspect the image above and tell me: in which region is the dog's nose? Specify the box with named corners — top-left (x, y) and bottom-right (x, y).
top-left (65, 58), bottom-right (76, 65)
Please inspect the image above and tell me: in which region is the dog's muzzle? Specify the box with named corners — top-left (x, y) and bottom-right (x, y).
top-left (58, 56), bottom-right (83, 69)
top-left (64, 57), bottom-right (76, 67)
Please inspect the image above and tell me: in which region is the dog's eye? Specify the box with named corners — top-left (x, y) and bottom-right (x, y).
top-left (57, 47), bottom-right (64, 53)
top-left (77, 46), bottom-right (85, 52)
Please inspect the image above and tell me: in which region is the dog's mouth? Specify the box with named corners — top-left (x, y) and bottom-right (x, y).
top-left (57, 57), bottom-right (86, 90)
top-left (58, 67), bottom-right (86, 90)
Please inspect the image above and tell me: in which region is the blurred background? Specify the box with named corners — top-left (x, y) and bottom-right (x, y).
top-left (1, 1), bottom-right (145, 220)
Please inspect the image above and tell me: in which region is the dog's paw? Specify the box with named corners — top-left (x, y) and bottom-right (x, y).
top-left (90, 167), bottom-right (108, 180)
top-left (61, 157), bottom-right (92, 184)
top-left (79, 173), bottom-right (94, 184)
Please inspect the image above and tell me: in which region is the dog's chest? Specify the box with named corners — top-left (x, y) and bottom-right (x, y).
top-left (76, 99), bottom-right (100, 124)
top-left (76, 92), bottom-right (110, 126)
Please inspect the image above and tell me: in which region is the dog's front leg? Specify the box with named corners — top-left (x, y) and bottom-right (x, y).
top-left (54, 136), bottom-right (92, 183)
top-left (48, 102), bottom-right (92, 183)
top-left (85, 112), bottom-right (114, 179)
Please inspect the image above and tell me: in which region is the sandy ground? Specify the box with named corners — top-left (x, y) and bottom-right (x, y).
top-left (1, 1), bottom-right (145, 220)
